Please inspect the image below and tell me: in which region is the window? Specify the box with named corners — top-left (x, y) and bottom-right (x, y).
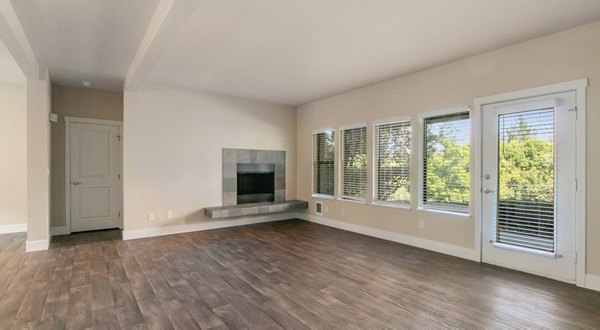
top-left (374, 119), bottom-right (411, 205)
top-left (341, 126), bottom-right (367, 201)
top-left (422, 111), bottom-right (470, 213)
top-left (313, 130), bottom-right (335, 196)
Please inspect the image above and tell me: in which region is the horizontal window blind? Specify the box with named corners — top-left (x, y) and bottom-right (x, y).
top-left (313, 131), bottom-right (335, 196)
top-left (341, 126), bottom-right (367, 200)
top-left (375, 120), bottom-right (411, 204)
top-left (422, 112), bottom-right (470, 213)
top-left (496, 109), bottom-right (555, 252)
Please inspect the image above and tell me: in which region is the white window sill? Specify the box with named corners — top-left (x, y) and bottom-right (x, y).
top-left (311, 193), bottom-right (335, 200)
top-left (417, 206), bottom-right (471, 218)
top-left (372, 201), bottom-right (411, 210)
top-left (337, 197), bottom-right (367, 204)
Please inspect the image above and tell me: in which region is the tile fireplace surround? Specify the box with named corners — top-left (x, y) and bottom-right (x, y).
top-left (222, 148), bottom-right (286, 206)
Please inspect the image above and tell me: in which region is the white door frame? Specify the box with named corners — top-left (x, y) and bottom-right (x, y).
top-left (65, 116), bottom-right (123, 234)
top-left (473, 79), bottom-right (587, 287)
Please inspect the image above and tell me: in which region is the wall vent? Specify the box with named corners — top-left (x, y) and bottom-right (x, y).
top-left (316, 201), bottom-right (323, 216)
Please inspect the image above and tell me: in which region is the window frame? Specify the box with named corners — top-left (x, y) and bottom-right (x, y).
top-left (372, 117), bottom-right (412, 208)
top-left (339, 123), bottom-right (368, 203)
top-left (418, 107), bottom-right (471, 216)
top-left (312, 128), bottom-right (336, 199)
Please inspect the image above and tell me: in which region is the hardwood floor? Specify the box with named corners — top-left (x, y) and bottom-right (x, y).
top-left (1, 219), bottom-right (599, 329)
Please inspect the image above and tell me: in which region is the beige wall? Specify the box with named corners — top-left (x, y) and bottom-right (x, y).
top-left (0, 85), bottom-right (27, 227)
top-left (123, 84), bottom-right (296, 231)
top-left (27, 76), bottom-right (52, 244)
top-left (297, 21), bottom-right (600, 276)
top-left (50, 85), bottom-right (123, 229)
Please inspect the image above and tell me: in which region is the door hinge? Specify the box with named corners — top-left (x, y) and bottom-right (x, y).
top-left (575, 178), bottom-right (578, 191)
top-left (574, 252), bottom-right (578, 264)
top-left (117, 135), bottom-right (121, 141)
top-left (118, 174), bottom-right (121, 180)
top-left (118, 212), bottom-right (121, 218)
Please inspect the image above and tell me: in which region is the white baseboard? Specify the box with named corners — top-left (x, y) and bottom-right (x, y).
top-left (297, 213), bottom-right (480, 262)
top-left (0, 223), bottom-right (27, 234)
top-left (122, 213), bottom-right (298, 241)
top-left (26, 239), bottom-right (49, 252)
top-left (585, 274), bottom-right (600, 292)
top-left (50, 226), bottom-right (69, 236)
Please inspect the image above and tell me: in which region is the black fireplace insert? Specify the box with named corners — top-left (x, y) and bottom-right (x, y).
top-left (237, 163), bottom-right (275, 204)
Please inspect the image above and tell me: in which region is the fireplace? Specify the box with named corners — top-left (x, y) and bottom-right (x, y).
top-left (237, 163), bottom-right (275, 204)
top-left (222, 149), bottom-right (285, 206)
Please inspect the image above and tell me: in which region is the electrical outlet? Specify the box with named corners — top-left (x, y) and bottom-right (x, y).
top-left (167, 210), bottom-right (173, 219)
top-left (418, 220), bottom-right (425, 230)
top-left (148, 212), bottom-right (155, 221)
top-left (341, 208), bottom-right (345, 215)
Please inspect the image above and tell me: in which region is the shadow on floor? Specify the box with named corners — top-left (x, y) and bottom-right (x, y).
top-left (50, 228), bottom-right (122, 247)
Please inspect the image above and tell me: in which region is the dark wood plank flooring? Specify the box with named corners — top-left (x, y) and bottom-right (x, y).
top-left (1, 219), bottom-right (599, 329)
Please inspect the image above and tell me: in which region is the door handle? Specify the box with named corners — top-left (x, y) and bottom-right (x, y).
top-left (483, 188), bottom-right (495, 194)
top-left (72, 181), bottom-right (82, 185)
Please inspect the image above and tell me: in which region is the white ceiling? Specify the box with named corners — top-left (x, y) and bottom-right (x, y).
top-left (6, 0), bottom-right (600, 105)
top-left (148, 0), bottom-right (600, 105)
top-left (0, 37), bottom-right (26, 87)
top-left (10, 0), bottom-right (159, 91)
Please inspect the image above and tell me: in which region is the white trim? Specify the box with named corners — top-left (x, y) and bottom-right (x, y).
top-left (473, 79), bottom-right (588, 287)
top-left (65, 116), bottom-right (124, 235)
top-left (26, 239), bottom-right (49, 252)
top-left (311, 193), bottom-right (335, 200)
top-left (417, 106), bottom-right (471, 213)
top-left (312, 127), bottom-right (335, 135)
top-left (337, 197), bottom-right (367, 204)
top-left (339, 122), bottom-right (368, 130)
top-left (472, 98), bottom-right (483, 264)
top-left (575, 83), bottom-right (587, 287)
top-left (371, 201), bottom-right (411, 210)
top-left (417, 106), bottom-right (469, 121)
top-left (64, 116), bottom-right (124, 126)
top-left (585, 274), bottom-right (600, 292)
top-left (0, 223), bottom-right (27, 234)
top-left (297, 213), bottom-right (479, 261)
top-left (473, 79), bottom-right (587, 106)
top-left (372, 116), bottom-right (411, 126)
top-left (123, 213), bottom-right (293, 240)
top-left (417, 207), bottom-right (471, 218)
top-left (50, 226), bottom-right (68, 236)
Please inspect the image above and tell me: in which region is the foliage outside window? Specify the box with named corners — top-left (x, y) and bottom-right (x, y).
top-left (341, 126), bottom-right (367, 200)
top-left (496, 109), bottom-right (555, 252)
top-left (374, 120), bottom-right (411, 204)
top-left (422, 112), bottom-right (470, 213)
top-left (313, 131), bottom-right (335, 196)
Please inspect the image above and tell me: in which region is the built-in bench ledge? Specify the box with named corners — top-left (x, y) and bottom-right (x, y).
top-left (204, 200), bottom-right (308, 219)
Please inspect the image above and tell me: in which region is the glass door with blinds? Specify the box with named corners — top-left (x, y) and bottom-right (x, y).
top-left (481, 91), bottom-right (577, 283)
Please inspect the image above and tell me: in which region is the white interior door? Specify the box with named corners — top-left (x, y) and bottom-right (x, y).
top-left (481, 91), bottom-right (577, 283)
top-left (70, 122), bottom-right (122, 232)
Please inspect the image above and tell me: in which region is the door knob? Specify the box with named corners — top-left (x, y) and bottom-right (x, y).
top-left (72, 181), bottom-right (82, 185)
top-left (484, 188), bottom-right (495, 194)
